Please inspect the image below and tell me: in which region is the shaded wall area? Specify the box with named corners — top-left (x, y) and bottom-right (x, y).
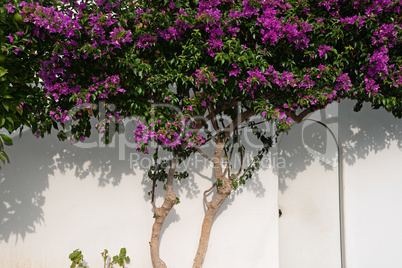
top-left (278, 100), bottom-right (402, 268)
top-left (0, 119), bottom-right (279, 267)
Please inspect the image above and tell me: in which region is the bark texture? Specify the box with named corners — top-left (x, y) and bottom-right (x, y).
top-left (150, 158), bottom-right (177, 268)
top-left (192, 177), bottom-right (232, 268)
top-left (193, 138), bottom-right (233, 268)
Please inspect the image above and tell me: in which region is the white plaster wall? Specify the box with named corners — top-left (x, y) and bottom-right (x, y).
top-left (340, 101), bottom-right (402, 268)
top-left (1, 100), bottom-right (401, 268)
top-left (0, 120), bottom-right (279, 267)
top-left (278, 103), bottom-right (342, 268)
top-left (278, 100), bottom-right (402, 268)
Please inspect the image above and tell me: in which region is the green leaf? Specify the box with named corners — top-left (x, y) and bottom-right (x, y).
top-left (0, 66), bottom-right (8, 77)
top-left (6, 116), bottom-right (13, 126)
top-left (232, 180), bottom-right (239, 190)
top-left (0, 134), bottom-right (12, 145)
top-left (3, 102), bottom-right (9, 112)
top-left (3, 152), bottom-right (9, 163)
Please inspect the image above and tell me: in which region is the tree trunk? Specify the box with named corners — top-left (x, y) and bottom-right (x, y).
top-left (150, 158), bottom-right (177, 268)
top-left (193, 177), bottom-right (232, 268)
top-left (193, 138), bottom-right (232, 268)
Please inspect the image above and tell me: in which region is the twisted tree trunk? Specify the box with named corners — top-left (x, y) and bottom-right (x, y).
top-left (193, 176), bottom-right (232, 268)
top-left (193, 138), bottom-right (233, 268)
top-left (150, 158), bottom-right (178, 268)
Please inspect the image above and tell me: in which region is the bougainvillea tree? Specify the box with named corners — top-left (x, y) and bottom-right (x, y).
top-left (0, 0), bottom-right (51, 167)
top-left (6, 0), bottom-right (402, 267)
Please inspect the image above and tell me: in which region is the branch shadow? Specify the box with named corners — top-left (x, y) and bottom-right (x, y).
top-left (277, 100), bottom-right (402, 192)
top-left (3, 99), bottom-right (393, 248)
top-left (0, 117), bottom-right (202, 243)
top-left (0, 130), bottom-right (58, 243)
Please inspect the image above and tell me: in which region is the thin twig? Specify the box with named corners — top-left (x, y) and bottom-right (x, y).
top-left (238, 120), bottom-right (267, 130)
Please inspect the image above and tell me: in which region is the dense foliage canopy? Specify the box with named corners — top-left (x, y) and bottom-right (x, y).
top-left (0, 0), bottom-right (50, 165)
top-left (3, 0), bottom-right (399, 142)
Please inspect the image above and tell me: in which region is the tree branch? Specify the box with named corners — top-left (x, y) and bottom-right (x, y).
top-left (207, 103), bottom-right (220, 133)
top-left (196, 148), bottom-right (213, 162)
top-left (283, 105), bottom-right (327, 123)
top-left (203, 184), bottom-right (215, 209)
top-left (224, 110), bottom-right (254, 135)
top-left (151, 145), bottom-right (159, 208)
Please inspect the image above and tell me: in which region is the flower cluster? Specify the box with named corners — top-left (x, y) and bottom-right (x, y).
top-left (339, 15), bottom-right (366, 29)
top-left (194, 68), bottom-right (218, 87)
top-left (136, 33), bottom-right (158, 49)
top-left (133, 115), bottom-right (206, 153)
top-left (260, 105), bottom-right (293, 130)
top-left (239, 67), bottom-right (268, 99)
top-left (367, 46), bottom-right (390, 78)
top-left (21, 2), bottom-right (82, 39)
top-left (109, 27), bottom-right (133, 49)
top-left (89, 75), bottom-right (126, 100)
top-left (318, 0), bottom-right (339, 11)
top-left (372, 23), bottom-right (400, 46)
top-left (5, 2), bottom-right (15, 13)
top-left (95, 111), bottom-right (121, 133)
top-left (391, 67), bottom-right (402, 88)
top-left (334, 73), bottom-right (352, 92)
top-left (318, 45), bottom-right (331, 58)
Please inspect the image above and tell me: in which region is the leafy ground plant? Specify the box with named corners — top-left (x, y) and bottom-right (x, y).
top-left (70, 248), bottom-right (130, 268)
top-left (69, 249), bottom-right (86, 268)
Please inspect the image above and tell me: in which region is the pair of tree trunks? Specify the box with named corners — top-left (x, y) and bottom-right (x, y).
top-left (150, 139), bottom-right (232, 268)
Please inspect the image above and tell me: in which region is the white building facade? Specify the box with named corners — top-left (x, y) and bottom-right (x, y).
top-left (0, 100), bottom-right (401, 268)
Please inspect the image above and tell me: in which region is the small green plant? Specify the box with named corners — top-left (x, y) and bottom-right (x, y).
top-left (69, 249), bottom-right (86, 268)
top-left (69, 248), bottom-right (130, 268)
top-left (101, 249), bottom-right (109, 268)
top-left (110, 248), bottom-right (130, 268)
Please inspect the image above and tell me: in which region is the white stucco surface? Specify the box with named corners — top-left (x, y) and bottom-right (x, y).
top-left (0, 120), bottom-right (279, 267)
top-left (278, 100), bottom-right (402, 268)
top-left (0, 100), bottom-right (401, 268)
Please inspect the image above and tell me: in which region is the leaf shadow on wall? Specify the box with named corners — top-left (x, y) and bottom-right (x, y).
top-left (0, 119), bottom-right (161, 243)
top-left (0, 115), bottom-right (249, 243)
top-left (0, 130), bottom-right (58, 243)
top-left (277, 100), bottom-right (402, 193)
